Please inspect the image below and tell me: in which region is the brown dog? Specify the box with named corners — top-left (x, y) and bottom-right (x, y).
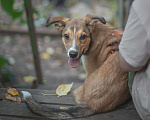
top-left (22, 14), bottom-right (130, 119)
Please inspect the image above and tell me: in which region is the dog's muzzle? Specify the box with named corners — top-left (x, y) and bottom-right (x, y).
top-left (68, 50), bottom-right (80, 68)
top-left (69, 50), bottom-right (78, 59)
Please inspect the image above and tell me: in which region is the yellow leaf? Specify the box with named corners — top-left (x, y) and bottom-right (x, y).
top-left (23, 76), bottom-right (36, 83)
top-left (56, 83), bottom-right (73, 96)
top-left (60, 106), bottom-right (68, 109)
top-left (41, 52), bottom-right (51, 60)
top-left (7, 88), bottom-right (19, 96)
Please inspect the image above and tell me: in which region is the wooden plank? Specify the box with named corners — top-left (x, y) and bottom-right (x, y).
top-left (0, 101), bottom-right (72, 120)
top-left (0, 101), bottom-right (141, 120)
top-left (0, 101), bottom-right (42, 119)
top-left (0, 88), bottom-right (73, 96)
top-left (0, 27), bottom-right (59, 36)
top-left (0, 88), bottom-right (76, 105)
top-left (0, 116), bottom-right (34, 120)
top-left (73, 100), bottom-right (141, 120)
top-left (75, 108), bottom-right (141, 120)
top-left (0, 88), bottom-right (141, 120)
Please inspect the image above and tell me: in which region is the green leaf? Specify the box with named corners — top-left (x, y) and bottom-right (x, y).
top-left (33, 7), bottom-right (39, 16)
top-left (0, 56), bottom-right (6, 68)
top-left (0, 0), bottom-right (14, 14)
top-left (11, 10), bottom-right (24, 19)
top-left (0, 0), bottom-right (24, 19)
top-left (3, 67), bottom-right (14, 82)
top-left (1, 73), bottom-right (9, 80)
top-left (0, 56), bottom-right (11, 68)
top-left (20, 19), bottom-right (26, 24)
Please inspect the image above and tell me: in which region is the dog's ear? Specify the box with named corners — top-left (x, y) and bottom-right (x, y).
top-left (46, 16), bottom-right (70, 33)
top-left (83, 14), bottom-right (106, 33)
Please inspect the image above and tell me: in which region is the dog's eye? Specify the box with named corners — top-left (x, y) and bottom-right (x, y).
top-left (80, 34), bottom-right (86, 40)
top-left (64, 34), bottom-right (69, 40)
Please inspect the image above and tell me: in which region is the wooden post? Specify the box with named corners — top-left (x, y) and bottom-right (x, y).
top-left (24, 0), bottom-right (43, 84)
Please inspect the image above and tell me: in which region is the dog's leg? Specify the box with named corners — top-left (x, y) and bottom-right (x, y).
top-left (73, 85), bottom-right (85, 104)
top-left (83, 54), bottom-right (130, 113)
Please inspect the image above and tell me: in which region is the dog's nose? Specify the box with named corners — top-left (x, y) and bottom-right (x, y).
top-left (69, 50), bottom-right (78, 58)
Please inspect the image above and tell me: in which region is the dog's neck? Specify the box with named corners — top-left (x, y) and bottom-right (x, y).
top-left (82, 23), bottom-right (114, 75)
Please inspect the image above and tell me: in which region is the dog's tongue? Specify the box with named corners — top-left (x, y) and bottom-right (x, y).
top-left (68, 58), bottom-right (80, 68)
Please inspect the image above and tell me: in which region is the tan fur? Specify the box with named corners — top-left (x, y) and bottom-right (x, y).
top-left (47, 14), bottom-right (130, 114)
top-left (72, 21), bottom-right (130, 113)
top-left (29, 14), bottom-right (130, 118)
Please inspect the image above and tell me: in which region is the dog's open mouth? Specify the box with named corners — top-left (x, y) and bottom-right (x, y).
top-left (68, 58), bottom-right (80, 68)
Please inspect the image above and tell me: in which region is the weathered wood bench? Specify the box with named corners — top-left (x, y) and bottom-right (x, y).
top-left (0, 88), bottom-right (141, 120)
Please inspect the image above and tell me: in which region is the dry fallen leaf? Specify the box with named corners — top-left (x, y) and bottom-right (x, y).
top-left (23, 76), bottom-right (36, 83)
top-left (5, 93), bottom-right (21, 103)
top-left (56, 83), bottom-right (73, 96)
top-left (16, 97), bottom-right (21, 103)
top-left (60, 106), bottom-right (68, 109)
top-left (7, 87), bottom-right (19, 96)
top-left (6, 93), bottom-right (16, 101)
top-left (42, 83), bottom-right (73, 97)
top-left (41, 52), bottom-right (51, 60)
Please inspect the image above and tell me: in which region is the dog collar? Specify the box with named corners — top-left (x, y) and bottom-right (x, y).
top-left (109, 31), bottom-right (122, 55)
top-left (112, 31), bottom-right (123, 35)
top-left (110, 49), bottom-right (119, 55)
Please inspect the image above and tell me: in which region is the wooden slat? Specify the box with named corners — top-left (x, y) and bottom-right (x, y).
top-left (0, 27), bottom-right (59, 36)
top-left (0, 88), bottom-right (73, 96)
top-left (0, 116), bottom-right (34, 120)
top-left (0, 101), bottom-right (42, 119)
top-left (0, 101), bottom-right (72, 119)
top-left (0, 88), bottom-right (76, 105)
top-left (0, 88), bottom-right (141, 120)
top-left (74, 100), bottom-right (141, 120)
top-left (0, 101), bottom-right (141, 120)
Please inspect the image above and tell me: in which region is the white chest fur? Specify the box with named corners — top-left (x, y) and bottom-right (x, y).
top-left (81, 55), bottom-right (86, 69)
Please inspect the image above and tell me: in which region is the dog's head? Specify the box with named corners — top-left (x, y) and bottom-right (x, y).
top-left (46, 14), bottom-right (106, 68)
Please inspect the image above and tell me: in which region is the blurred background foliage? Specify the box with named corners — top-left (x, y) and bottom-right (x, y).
top-left (0, 55), bottom-right (14, 87)
top-left (0, 0), bottom-right (120, 27)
